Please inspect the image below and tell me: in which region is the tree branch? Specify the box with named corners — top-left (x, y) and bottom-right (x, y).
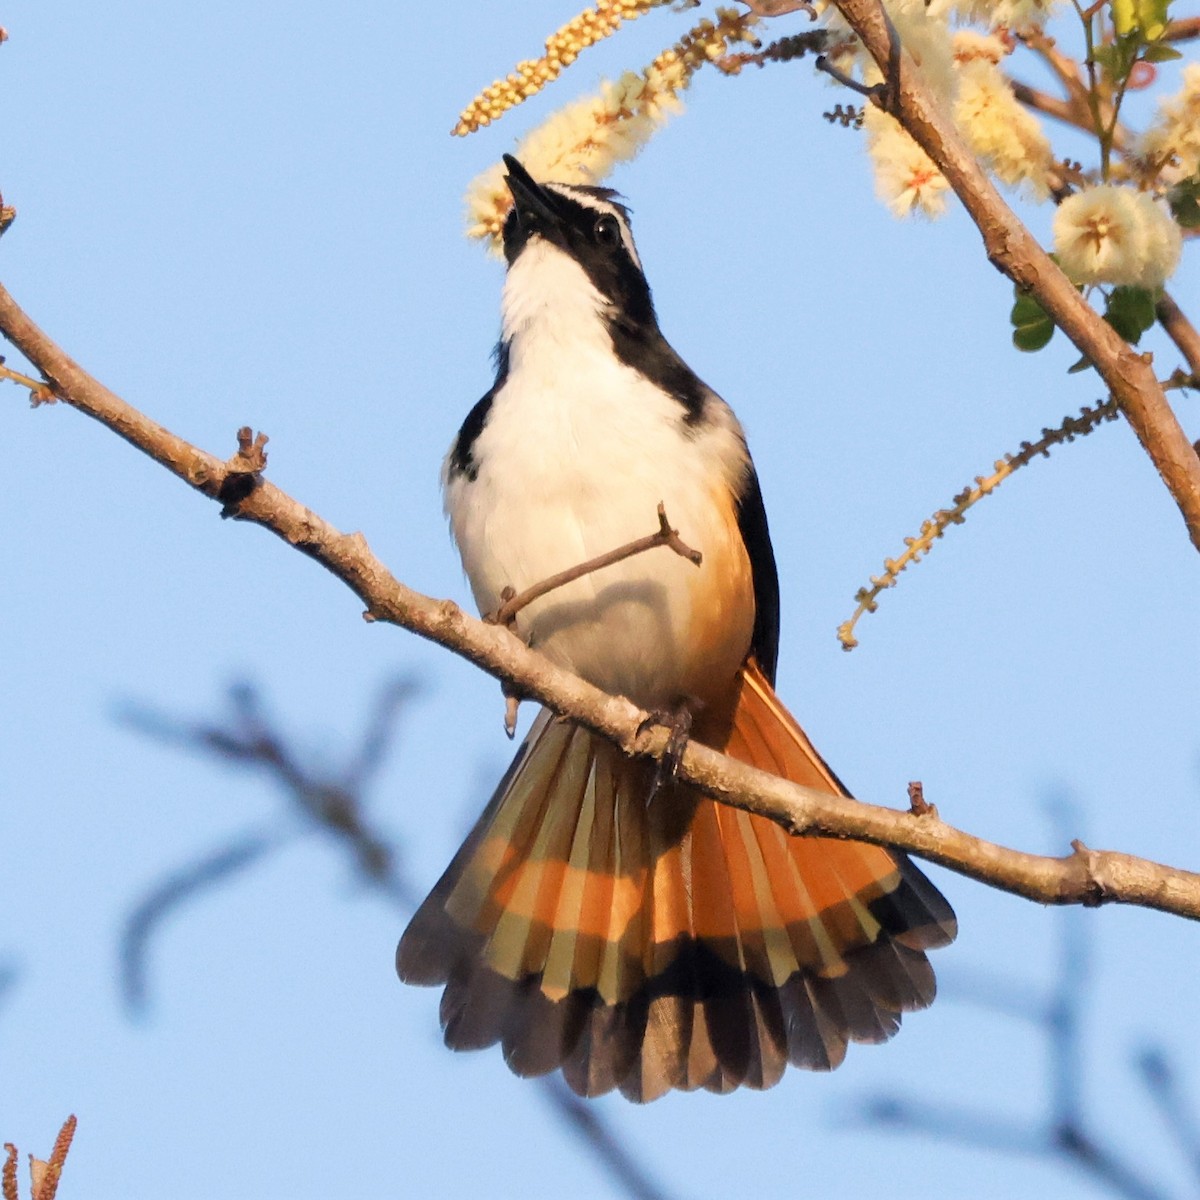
top-left (1164, 15), bottom-right (1200, 42)
top-left (828, 0), bottom-right (1200, 554)
top-left (3, 280), bottom-right (1200, 921)
top-left (1156, 292), bottom-right (1200, 379)
top-left (1008, 77), bottom-right (1130, 152)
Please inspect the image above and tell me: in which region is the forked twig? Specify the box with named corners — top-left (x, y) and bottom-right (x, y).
top-left (487, 502), bottom-right (701, 628)
top-left (0, 360), bottom-right (54, 404)
top-left (815, 52), bottom-right (886, 100)
top-left (116, 678), bottom-right (420, 1013)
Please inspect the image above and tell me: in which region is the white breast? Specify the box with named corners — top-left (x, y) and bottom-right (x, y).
top-left (444, 241), bottom-right (755, 709)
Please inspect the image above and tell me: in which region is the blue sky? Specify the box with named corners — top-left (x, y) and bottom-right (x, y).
top-left (3, 3), bottom-right (1199, 1198)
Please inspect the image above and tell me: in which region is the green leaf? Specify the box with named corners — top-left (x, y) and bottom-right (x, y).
top-left (1093, 37), bottom-right (1136, 82)
top-left (1168, 176), bottom-right (1200, 228)
top-left (1011, 288), bottom-right (1055, 352)
top-left (1067, 355), bottom-right (1094, 374)
top-left (1013, 319), bottom-right (1055, 352)
top-left (1116, 31), bottom-right (1141, 73)
top-left (1143, 42), bottom-right (1183, 61)
top-left (1011, 293), bottom-right (1049, 326)
top-left (1104, 286), bottom-right (1158, 344)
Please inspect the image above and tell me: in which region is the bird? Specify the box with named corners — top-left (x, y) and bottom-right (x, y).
top-left (396, 154), bottom-right (956, 1102)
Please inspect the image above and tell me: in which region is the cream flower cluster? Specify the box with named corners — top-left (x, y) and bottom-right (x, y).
top-left (931, 0), bottom-right (1063, 34)
top-left (836, 0), bottom-right (1186, 291)
top-left (863, 106), bottom-right (952, 217)
top-left (1139, 64), bottom-right (1200, 184)
top-left (1052, 185), bottom-right (1182, 288)
top-left (464, 9), bottom-right (758, 251)
top-left (954, 59), bottom-right (1052, 197)
top-left (843, 0), bottom-right (1052, 215)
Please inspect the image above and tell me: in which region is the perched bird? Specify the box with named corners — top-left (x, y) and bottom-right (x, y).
top-left (397, 155), bottom-right (956, 1102)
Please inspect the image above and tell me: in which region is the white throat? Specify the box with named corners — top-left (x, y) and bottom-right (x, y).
top-left (501, 239), bottom-right (612, 368)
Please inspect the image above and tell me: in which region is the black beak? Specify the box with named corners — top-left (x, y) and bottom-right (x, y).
top-left (503, 154), bottom-right (561, 233)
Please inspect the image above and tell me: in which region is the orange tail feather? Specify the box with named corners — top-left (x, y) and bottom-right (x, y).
top-left (397, 665), bottom-right (956, 1101)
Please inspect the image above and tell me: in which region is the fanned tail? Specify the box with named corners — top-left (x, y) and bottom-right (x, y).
top-left (397, 663), bottom-right (956, 1102)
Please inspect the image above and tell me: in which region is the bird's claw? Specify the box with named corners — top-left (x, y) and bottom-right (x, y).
top-left (637, 702), bottom-right (694, 803)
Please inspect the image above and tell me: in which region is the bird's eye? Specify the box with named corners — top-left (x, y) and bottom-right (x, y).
top-left (594, 215), bottom-right (621, 247)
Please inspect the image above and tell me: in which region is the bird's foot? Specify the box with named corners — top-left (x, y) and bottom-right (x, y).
top-left (637, 700), bottom-right (696, 802)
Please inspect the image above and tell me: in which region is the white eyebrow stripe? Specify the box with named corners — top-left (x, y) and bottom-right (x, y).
top-left (545, 183), bottom-right (643, 272)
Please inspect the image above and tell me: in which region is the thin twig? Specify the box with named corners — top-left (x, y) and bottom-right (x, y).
top-left (1009, 78), bottom-right (1081, 127)
top-left (838, 400), bottom-right (1120, 649)
top-left (0, 963), bottom-right (16, 1008)
top-left (815, 52), bottom-right (884, 99)
top-left (1020, 29), bottom-right (1095, 113)
top-left (488, 502), bottom-right (701, 628)
top-left (1009, 78), bottom-right (1130, 151)
top-left (0, 361), bottom-right (53, 402)
top-left (117, 828), bottom-right (296, 1013)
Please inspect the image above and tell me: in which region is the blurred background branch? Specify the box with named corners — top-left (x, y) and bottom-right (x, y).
top-left (852, 798), bottom-right (1199, 1200)
top-left (0, 962), bottom-right (17, 1018)
top-left (116, 678), bottom-right (676, 1200)
top-left (114, 684), bottom-right (1200, 1200)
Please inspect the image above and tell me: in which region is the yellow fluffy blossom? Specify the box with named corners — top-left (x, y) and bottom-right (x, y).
top-left (886, 0), bottom-right (958, 99)
top-left (952, 29), bottom-right (1011, 66)
top-left (464, 9), bottom-right (759, 251)
top-left (1052, 184), bottom-right (1182, 288)
top-left (932, 0), bottom-right (1059, 31)
top-left (1139, 63), bottom-right (1200, 184)
top-left (823, 0), bottom-right (957, 100)
top-left (954, 59), bottom-right (1051, 196)
top-left (863, 104), bottom-right (952, 217)
top-left (989, 0), bottom-right (1061, 31)
top-left (453, 0), bottom-right (672, 136)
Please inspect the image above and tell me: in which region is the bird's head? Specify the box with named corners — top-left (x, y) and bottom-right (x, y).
top-left (500, 154), bottom-right (657, 336)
